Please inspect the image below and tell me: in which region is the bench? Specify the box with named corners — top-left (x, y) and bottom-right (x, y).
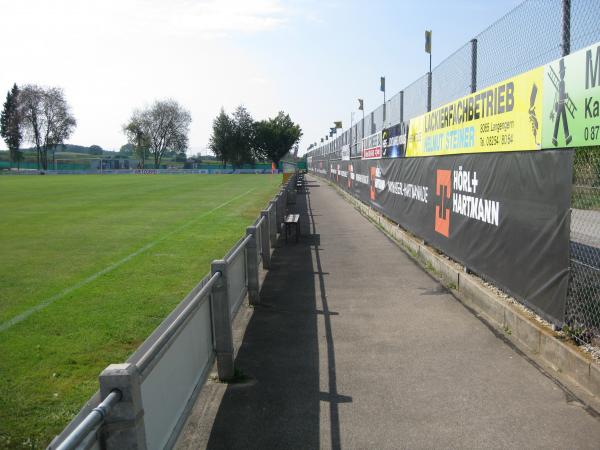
top-left (283, 214), bottom-right (300, 243)
top-left (296, 175), bottom-right (304, 192)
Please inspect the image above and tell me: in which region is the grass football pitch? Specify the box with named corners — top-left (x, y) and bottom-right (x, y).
top-left (0, 174), bottom-right (282, 448)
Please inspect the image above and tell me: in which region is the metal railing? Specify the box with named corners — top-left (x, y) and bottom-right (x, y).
top-left (55, 391), bottom-right (121, 450)
top-left (49, 175), bottom-right (297, 450)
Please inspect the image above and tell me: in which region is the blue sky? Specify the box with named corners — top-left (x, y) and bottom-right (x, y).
top-left (0, 0), bottom-right (521, 155)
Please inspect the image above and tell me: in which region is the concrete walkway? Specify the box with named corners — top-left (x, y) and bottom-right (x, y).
top-left (176, 176), bottom-right (600, 449)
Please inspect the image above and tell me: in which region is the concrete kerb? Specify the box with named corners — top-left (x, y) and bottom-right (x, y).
top-left (325, 178), bottom-right (600, 400)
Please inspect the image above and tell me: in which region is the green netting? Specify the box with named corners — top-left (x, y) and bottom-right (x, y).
top-left (0, 160), bottom-right (92, 170)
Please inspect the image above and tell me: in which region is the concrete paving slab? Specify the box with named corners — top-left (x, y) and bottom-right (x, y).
top-left (176, 176), bottom-right (600, 450)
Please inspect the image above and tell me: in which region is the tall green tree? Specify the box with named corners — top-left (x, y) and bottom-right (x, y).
top-left (0, 83), bottom-right (22, 169)
top-left (231, 105), bottom-right (256, 167)
top-left (123, 117), bottom-right (151, 168)
top-left (18, 85), bottom-right (76, 170)
top-left (208, 108), bottom-right (235, 167)
top-left (123, 99), bottom-right (191, 169)
top-left (255, 111), bottom-right (302, 166)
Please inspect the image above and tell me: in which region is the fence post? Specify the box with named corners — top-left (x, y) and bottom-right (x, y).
top-left (470, 38), bottom-right (478, 93)
top-left (427, 71), bottom-right (432, 112)
top-left (399, 90), bottom-right (404, 124)
top-left (99, 363), bottom-right (146, 450)
top-left (245, 226), bottom-right (260, 305)
top-left (268, 201), bottom-right (278, 245)
top-left (260, 210), bottom-right (271, 269)
top-left (274, 194), bottom-right (282, 233)
top-left (210, 260), bottom-right (234, 380)
top-left (279, 190), bottom-right (287, 229)
top-left (561, 0), bottom-right (571, 57)
top-left (371, 111), bottom-right (376, 134)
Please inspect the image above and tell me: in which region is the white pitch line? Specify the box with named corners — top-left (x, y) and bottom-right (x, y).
top-left (0, 188), bottom-right (257, 333)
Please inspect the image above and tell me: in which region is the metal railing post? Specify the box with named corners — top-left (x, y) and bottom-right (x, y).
top-left (98, 363), bottom-right (147, 450)
top-left (260, 210), bottom-right (271, 269)
top-left (245, 226), bottom-right (260, 305)
top-left (210, 260), bottom-right (234, 380)
top-left (470, 38), bottom-right (478, 93)
top-left (268, 201), bottom-right (278, 245)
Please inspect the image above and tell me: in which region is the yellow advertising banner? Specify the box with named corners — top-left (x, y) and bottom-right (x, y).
top-left (406, 67), bottom-right (544, 157)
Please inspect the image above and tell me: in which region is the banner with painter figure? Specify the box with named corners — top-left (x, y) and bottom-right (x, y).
top-left (403, 40), bottom-right (600, 156)
top-left (542, 42), bottom-right (600, 147)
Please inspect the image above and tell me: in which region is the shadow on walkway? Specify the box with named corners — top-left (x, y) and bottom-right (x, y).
top-left (205, 179), bottom-right (345, 450)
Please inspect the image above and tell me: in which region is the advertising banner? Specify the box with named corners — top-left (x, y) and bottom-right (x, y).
top-left (310, 150), bottom-right (573, 324)
top-left (382, 123), bottom-right (407, 158)
top-left (406, 67), bottom-right (544, 157)
top-left (404, 40), bottom-right (600, 157)
top-left (542, 42), bottom-right (600, 147)
top-left (362, 132), bottom-right (383, 159)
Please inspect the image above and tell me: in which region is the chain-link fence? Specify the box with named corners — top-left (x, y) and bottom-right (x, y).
top-left (308, 0), bottom-right (600, 347)
top-left (401, 74), bottom-right (429, 123)
top-left (431, 42), bottom-right (473, 109)
top-left (567, 147), bottom-right (600, 346)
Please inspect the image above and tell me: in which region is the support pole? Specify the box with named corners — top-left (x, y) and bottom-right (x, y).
top-left (261, 210), bottom-right (272, 269)
top-left (245, 226), bottom-right (260, 305)
top-left (470, 38), bottom-right (478, 93)
top-left (99, 363), bottom-right (146, 450)
top-left (268, 201), bottom-right (278, 247)
top-left (427, 71), bottom-right (432, 112)
top-left (210, 260), bottom-right (234, 380)
top-left (399, 91), bottom-right (404, 124)
top-left (561, 0), bottom-right (571, 57)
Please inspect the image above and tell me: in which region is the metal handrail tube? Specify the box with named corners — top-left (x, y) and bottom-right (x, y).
top-left (56, 389), bottom-right (122, 450)
top-left (256, 215), bottom-right (265, 228)
top-left (136, 271), bottom-right (221, 374)
top-left (225, 234), bottom-right (252, 264)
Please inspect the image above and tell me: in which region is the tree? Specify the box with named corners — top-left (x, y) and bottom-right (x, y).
top-left (0, 84), bottom-right (22, 169)
top-left (123, 116), bottom-right (150, 168)
top-left (123, 99), bottom-right (191, 169)
top-left (208, 108), bottom-right (236, 167)
top-left (231, 105), bottom-right (256, 166)
top-left (18, 85), bottom-right (76, 170)
top-left (255, 111), bottom-right (302, 166)
top-left (119, 143), bottom-right (134, 155)
top-left (89, 144), bottom-right (103, 155)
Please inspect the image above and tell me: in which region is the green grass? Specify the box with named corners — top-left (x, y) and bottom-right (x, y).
top-left (0, 174), bottom-right (281, 449)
